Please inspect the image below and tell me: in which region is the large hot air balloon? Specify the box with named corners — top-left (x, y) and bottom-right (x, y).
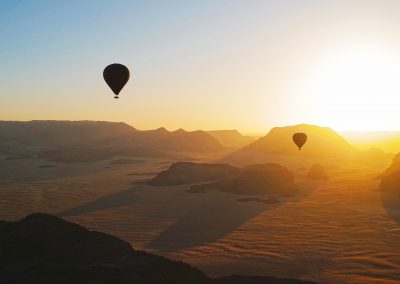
top-left (103, 63), bottom-right (130, 99)
top-left (293, 133), bottom-right (307, 150)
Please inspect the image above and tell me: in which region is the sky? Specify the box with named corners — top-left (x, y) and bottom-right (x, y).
top-left (2, 0), bottom-right (400, 132)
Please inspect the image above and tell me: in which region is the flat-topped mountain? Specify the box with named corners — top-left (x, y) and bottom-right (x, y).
top-left (0, 213), bottom-right (317, 284)
top-left (207, 130), bottom-right (255, 148)
top-left (228, 124), bottom-right (358, 159)
top-left (0, 121), bottom-right (225, 162)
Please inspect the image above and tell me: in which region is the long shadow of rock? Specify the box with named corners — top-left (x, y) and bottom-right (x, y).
top-left (58, 188), bottom-right (141, 217)
top-left (145, 180), bottom-right (319, 253)
top-left (145, 194), bottom-right (272, 253)
top-left (59, 180), bottom-right (319, 252)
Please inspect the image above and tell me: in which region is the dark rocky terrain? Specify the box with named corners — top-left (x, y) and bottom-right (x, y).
top-left (379, 153), bottom-right (400, 223)
top-left (151, 162), bottom-right (297, 196)
top-left (214, 275), bottom-right (318, 284)
top-left (380, 153), bottom-right (400, 194)
top-left (0, 213), bottom-right (317, 284)
top-left (148, 162), bottom-right (239, 186)
top-left (380, 170), bottom-right (400, 194)
top-left (190, 163), bottom-right (297, 196)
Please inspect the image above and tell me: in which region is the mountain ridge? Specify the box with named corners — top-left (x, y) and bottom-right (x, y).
top-left (206, 130), bottom-right (255, 148)
top-left (221, 124), bottom-right (359, 166)
top-left (0, 121), bottom-right (225, 162)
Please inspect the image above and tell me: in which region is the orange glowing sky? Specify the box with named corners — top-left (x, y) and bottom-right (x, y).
top-left (2, 1), bottom-right (400, 132)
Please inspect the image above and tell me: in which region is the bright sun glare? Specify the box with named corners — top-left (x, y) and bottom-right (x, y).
top-left (300, 44), bottom-right (400, 131)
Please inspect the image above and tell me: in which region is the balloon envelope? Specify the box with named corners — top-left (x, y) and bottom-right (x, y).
top-left (293, 133), bottom-right (307, 150)
top-left (103, 63), bottom-right (130, 98)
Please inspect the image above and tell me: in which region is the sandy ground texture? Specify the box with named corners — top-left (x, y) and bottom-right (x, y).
top-left (0, 155), bottom-right (399, 284)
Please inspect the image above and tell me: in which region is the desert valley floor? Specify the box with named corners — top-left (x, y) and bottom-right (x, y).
top-left (1, 155), bottom-right (400, 284)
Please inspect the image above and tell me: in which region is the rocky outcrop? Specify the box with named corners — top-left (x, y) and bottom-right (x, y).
top-left (379, 153), bottom-right (400, 207)
top-left (306, 164), bottom-right (328, 180)
top-left (381, 153), bottom-right (400, 178)
top-left (189, 163), bottom-right (297, 196)
top-left (0, 213), bottom-right (210, 284)
top-left (380, 170), bottom-right (400, 193)
top-left (0, 213), bottom-right (317, 284)
top-left (148, 162), bottom-right (238, 186)
top-left (380, 154), bottom-right (400, 192)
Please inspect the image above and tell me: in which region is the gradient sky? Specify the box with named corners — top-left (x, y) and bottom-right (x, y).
top-left (2, 0), bottom-right (400, 132)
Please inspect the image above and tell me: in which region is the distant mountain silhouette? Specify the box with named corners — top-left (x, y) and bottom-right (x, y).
top-left (241, 124), bottom-right (356, 156)
top-left (138, 128), bottom-right (224, 152)
top-left (190, 163), bottom-right (297, 196)
top-left (207, 130), bottom-right (255, 148)
top-left (148, 162), bottom-right (238, 186)
top-left (0, 121), bottom-right (225, 162)
top-left (222, 124), bottom-right (358, 165)
top-left (0, 213), bottom-right (317, 284)
top-left (306, 164), bottom-right (328, 180)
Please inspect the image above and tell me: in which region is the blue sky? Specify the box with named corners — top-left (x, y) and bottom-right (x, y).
top-left (2, 1), bottom-right (400, 131)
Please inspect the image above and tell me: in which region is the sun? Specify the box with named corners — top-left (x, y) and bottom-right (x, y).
top-left (299, 43), bottom-right (400, 131)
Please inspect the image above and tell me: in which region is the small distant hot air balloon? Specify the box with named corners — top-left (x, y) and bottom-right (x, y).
top-left (293, 133), bottom-right (307, 150)
top-left (103, 63), bottom-right (130, 99)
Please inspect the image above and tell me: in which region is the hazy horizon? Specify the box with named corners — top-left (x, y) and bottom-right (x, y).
top-left (4, 119), bottom-right (400, 135)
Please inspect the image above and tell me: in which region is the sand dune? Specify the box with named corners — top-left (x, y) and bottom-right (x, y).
top-left (0, 157), bottom-right (399, 283)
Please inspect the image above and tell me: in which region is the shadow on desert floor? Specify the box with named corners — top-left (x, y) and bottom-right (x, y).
top-left (58, 187), bottom-right (142, 217)
top-left (58, 179), bottom-right (320, 253)
top-left (145, 180), bottom-right (320, 253)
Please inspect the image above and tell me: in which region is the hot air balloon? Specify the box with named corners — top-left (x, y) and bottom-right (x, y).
top-left (103, 63), bottom-right (130, 99)
top-left (293, 133), bottom-right (307, 150)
